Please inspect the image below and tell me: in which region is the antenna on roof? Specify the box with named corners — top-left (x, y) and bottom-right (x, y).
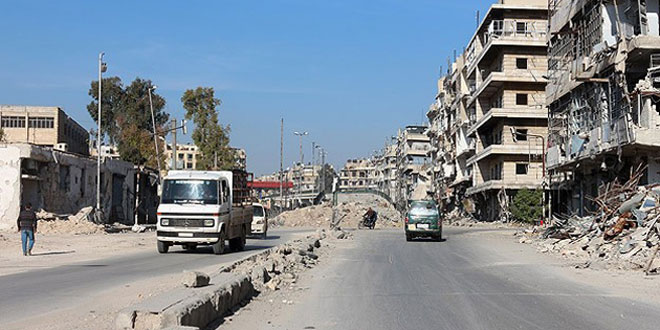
top-left (476, 10), bottom-right (480, 28)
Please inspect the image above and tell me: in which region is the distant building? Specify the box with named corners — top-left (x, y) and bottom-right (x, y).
top-left (165, 143), bottom-right (199, 170)
top-left (232, 147), bottom-right (247, 171)
top-left (396, 125), bottom-right (432, 207)
top-left (339, 159), bottom-right (376, 190)
top-left (0, 105), bottom-right (89, 156)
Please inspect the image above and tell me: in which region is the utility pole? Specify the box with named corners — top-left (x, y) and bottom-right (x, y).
top-left (96, 52), bottom-right (106, 221)
top-left (280, 118), bottom-right (284, 209)
top-left (321, 149), bottom-right (326, 193)
top-left (148, 86), bottom-right (161, 175)
top-left (171, 118), bottom-right (177, 170)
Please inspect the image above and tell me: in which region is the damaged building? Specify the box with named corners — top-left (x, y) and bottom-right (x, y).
top-left (0, 143), bottom-right (157, 230)
top-left (547, 0), bottom-right (660, 216)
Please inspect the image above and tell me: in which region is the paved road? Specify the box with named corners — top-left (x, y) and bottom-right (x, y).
top-left (226, 227), bottom-right (660, 330)
top-left (0, 228), bottom-right (310, 325)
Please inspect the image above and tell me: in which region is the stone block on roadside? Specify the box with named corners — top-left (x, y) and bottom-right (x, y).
top-left (181, 271), bottom-right (210, 288)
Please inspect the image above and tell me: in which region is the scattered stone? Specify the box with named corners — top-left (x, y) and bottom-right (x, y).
top-left (181, 270), bottom-right (210, 288)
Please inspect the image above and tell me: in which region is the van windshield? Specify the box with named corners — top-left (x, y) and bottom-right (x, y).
top-left (161, 179), bottom-right (218, 205)
top-left (409, 201), bottom-right (439, 216)
top-left (254, 206), bottom-right (265, 217)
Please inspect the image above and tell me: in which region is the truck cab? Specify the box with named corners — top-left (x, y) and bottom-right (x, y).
top-left (251, 203), bottom-right (268, 238)
top-left (156, 170), bottom-right (253, 254)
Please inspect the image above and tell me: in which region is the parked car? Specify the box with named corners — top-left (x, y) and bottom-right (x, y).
top-left (251, 202), bottom-right (268, 238)
top-left (405, 200), bottom-right (442, 242)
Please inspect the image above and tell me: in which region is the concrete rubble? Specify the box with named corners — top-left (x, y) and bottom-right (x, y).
top-left (117, 228), bottom-right (351, 329)
top-left (269, 200), bottom-right (401, 228)
top-left (36, 207), bottom-right (107, 235)
top-left (519, 167), bottom-right (660, 273)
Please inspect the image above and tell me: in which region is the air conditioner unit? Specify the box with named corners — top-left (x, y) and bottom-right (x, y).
top-left (54, 143), bottom-right (68, 152)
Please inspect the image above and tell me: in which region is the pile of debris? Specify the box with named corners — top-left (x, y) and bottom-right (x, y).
top-left (36, 207), bottom-right (107, 235)
top-left (527, 166), bottom-right (660, 273)
top-left (229, 228), bottom-right (352, 292)
top-left (270, 201), bottom-right (401, 228)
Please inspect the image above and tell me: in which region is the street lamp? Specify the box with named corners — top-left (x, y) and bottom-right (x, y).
top-left (293, 131), bottom-right (308, 205)
top-left (148, 85), bottom-right (162, 176)
top-left (96, 52), bottom-right (107, 222)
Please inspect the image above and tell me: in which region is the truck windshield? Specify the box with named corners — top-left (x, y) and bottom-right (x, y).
top-left (161, 179), bottom-right (218, 205)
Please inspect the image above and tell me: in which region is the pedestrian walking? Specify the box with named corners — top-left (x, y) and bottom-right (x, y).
top-left (17, 203), bottom-right (37, 256)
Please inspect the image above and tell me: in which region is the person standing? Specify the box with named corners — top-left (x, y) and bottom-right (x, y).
top-left (17, 203), bottom-right (37, 256)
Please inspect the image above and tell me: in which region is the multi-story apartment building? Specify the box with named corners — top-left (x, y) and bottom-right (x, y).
top-left (373, 145), bottom-right (398, 201)
top-left (427, 0), bottom-right (548, 220)
top-left (339, 159), bottom-right (376, 190)
top-left (547, 0), bottom-right (660, 216)
top-left (165, 143), bottom-right (199, 170)
top-left (0, 105), bottom-right (89, 156)
top-left (291, 163), bottom-right (322, 194)
top-left (396, 125), bottom-right (432, 208)
top-left (465, 0), bottom-right (548, 220)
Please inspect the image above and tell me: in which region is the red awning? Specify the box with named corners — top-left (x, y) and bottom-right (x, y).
top-left (248, 181), bottom-right (293, 189)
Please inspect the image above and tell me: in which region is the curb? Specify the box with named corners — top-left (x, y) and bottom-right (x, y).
top-left (115, 245), bottom-right (286, 329)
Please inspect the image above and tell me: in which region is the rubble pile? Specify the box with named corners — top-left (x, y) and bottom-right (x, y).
top-left (36, 207), bottom-right (106, 235)
top-left (230, 228), bottom-right (352, 292)
top-left (270, 200), bottom-right (401, 228)
top-left (526, 167), bottom-right (660, 273)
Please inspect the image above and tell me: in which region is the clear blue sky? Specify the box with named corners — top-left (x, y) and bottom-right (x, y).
top-left (0, 0), bottom-right (490, 175)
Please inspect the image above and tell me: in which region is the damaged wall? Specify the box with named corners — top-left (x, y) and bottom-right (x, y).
top-left (0, 144), bottom-right (137, 230)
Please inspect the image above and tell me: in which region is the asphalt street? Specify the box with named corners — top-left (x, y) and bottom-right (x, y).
top-left (225, 227), bottom-right (660, 330)
top-left (0, 228), bottom-right (310, 326)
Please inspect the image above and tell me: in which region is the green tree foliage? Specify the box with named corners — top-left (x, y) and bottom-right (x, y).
top-left (181, 87), bottom-right (233, 170)
top-left (0, 128), bottom-right (5, 142)
top-left (510, 188), bottom-right (543, 223)
top-left (87, 77), bottom-right (169, 168)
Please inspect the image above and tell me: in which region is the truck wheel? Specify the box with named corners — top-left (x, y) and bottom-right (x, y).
top-left (230, 226), bottom-right (247, 251)
top-left (405, 234), bottom-right (412, 242)
top-left (157, 240), bottom-right (170, 254)
top-left (212, 231), bottom-right (226, 255)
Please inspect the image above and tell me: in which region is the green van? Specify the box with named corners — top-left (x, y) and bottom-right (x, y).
top-left (405, 200), bottom-right (442, 241)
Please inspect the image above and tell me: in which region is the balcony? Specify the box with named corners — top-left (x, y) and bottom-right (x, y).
top-left (467, 107), bottom-right (547, 136)
top-left (467, 144), bottom-right (544, 165)
top-left (468, 71), bottom-right (547, 107)
top-left (466, 178), bottom-right (543, 195)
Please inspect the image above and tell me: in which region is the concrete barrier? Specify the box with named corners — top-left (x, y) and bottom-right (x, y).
top-left (116, 273), bottom-right (253, 330)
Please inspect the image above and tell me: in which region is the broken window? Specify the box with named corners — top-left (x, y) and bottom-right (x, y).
top-left (516, 163), bottom-right (528, 175)
top-left (517, 129), bottom-right (528, 141)
top-left (516, 93), bottom-right (528, 105)
top-left (516, 58), bottom-right (528, 69)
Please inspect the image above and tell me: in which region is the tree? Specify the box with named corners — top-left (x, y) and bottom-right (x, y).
top-left (87, 76), bottom-right (125, 143)
top-left (87, 77), bottom-right (169, 168)
top-left (510, 188), bottom-right (543, 223)
top-left (0, 127), bottom-right (5, 142)
top-left (181, 87), bottom-right (234, 170)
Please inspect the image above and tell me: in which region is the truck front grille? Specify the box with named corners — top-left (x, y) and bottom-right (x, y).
top-left (169, 219), bottom-right (205, 227)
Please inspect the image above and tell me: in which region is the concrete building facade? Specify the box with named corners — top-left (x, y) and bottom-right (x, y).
top-left (547, 0), bottom-right (660, 216)
top-left (396, 125), bottom-right (432, 209)
top-left (427, 0), bottom-right (549, 220)
top-left (339, 159), bottom-right (376, 190)
top-left (0, 105), bottom-right (90, 156)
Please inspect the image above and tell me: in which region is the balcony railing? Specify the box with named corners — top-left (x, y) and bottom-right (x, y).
top-left (483, 20), bottom-right (547, 46)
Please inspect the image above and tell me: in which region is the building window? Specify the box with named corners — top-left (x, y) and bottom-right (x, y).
top-left (516, 22), bottom-right (526, 34)
top-left (186, 162), bottom-right (193, 169)
top-left (28, 117), bottom-right (55, 129)
top-left (1, 116), bottom-right (26, 128)
top-left (516, 163), bottom-right (529, 175)
top-left (516, 58), bottom-right (528, 69)
top-left (187, 154), bottom-right (193, 160)
top-left (516, 93), bottom-right (528, 105)
top-left (517, 129), bottom-right (528, 141)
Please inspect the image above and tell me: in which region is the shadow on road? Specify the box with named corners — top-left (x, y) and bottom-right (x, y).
top-left (30, 250), bottom-right (75, 256)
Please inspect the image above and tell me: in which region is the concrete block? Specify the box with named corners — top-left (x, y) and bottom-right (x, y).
top-left (181, 271), bottom-right (210, 288)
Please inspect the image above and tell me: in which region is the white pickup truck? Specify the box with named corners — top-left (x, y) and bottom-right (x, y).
top-left (156, 170), bottom-right (253, 254)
